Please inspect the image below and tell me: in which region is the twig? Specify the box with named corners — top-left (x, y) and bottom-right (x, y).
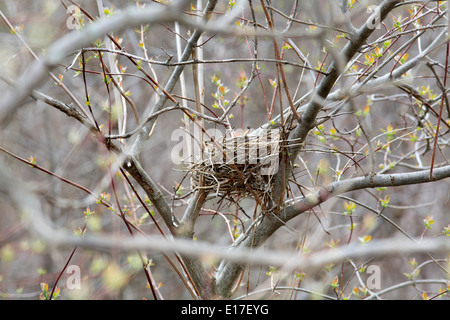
top-left (427, 54), bottom-right (450, 180)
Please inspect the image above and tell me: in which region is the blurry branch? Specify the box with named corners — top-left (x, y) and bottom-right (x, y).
top-left (31, 229), bottom-right (450, 276)
top-left (1, 162), bottom-right (449, 278)
top-left (0, 146), bottom-right (112, 210)
top-left (339, 0), bottom-right (357, 34)
top-left (0, 2), bottom-right (186, 128)
top-left (215, 164), bottom-right (450, 296)
top-left (1, 0), bottom-right (448, 300)
top-left (0, 154), bottom-right (194, 298)
top-left (0, 0), bottom-right (218, 225)
top-left (125, 0), bottom-right (219, 298)
top-left (1, 0), bottom-right (218, 298)
top-left (0, 9), bottom-right (90, 126)
top-left (0, 75), bottom-right (98, 134)
top-left (128, 0), bottom-right (218, 158)
top-left (216, 0), bottom-right (431, 296)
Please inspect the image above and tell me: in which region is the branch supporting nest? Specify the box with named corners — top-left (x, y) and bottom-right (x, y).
top-left (187, 130), bottom-right (283, 209)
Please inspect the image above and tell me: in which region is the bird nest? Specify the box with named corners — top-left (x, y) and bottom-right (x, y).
top-left (188, 129), bottom-right (281, 206)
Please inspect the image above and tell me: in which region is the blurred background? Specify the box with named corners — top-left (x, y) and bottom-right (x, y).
top-left (0, 0), bottom-right (448, 299)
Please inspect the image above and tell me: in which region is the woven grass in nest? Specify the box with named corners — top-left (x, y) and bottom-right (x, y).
top-left (190, 162), bottom-right (274, 196)
top-left (189, 131), bottom-right (281, 204)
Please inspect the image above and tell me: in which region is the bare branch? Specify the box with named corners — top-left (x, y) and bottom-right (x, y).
top-left (0, 3), bottom-right (187, 128)
top-left (215, 165), bottom-right (450, 296)
top-left (1, 161), bottom-right (448, 278)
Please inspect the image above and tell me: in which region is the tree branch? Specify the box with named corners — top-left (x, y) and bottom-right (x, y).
top-left (2, 160), bottom-right (448, 278)
top-left (215, 164), bottom-right (450, 297)
top-left (124, 156), bottom-right (178, 233)
top-left (0, 3), bottom-right (185, 127)
top-left (215, 0), bottom-right (403, 298)
top-left (128, 0), bottom-right (219, 158)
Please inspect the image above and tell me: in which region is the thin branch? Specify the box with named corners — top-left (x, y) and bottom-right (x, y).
top-left (2, 161), bottom-right (447, 275)
top-left (215, 162), bottom-right (450, 296)
top-left (0, 9), bottom-right (91, 126)
top-left (124, 156), bottom-right (178, 233)
top-left (427, 56), bottom-right (450, 180)
top-left (0, 3), bottom-right (188, 127)
top-left (128, 0), bottom-right (219, 158)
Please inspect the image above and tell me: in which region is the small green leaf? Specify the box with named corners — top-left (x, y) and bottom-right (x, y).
top-left (424, 215), bottom-right (434, 229)
top-left (380, 195), bottom-right (390, 208)
top-left (343, 201), bottom-right (356, 215)
top-left (84, 207), bottom-right (95, 217)
top-left (330, 276), bottom-right (339, 289)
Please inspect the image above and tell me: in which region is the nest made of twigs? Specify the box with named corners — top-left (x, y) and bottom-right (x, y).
top-left (188, 130), bottom-right (281, 205)
top-left (191, 162), bottom-right (271, 195)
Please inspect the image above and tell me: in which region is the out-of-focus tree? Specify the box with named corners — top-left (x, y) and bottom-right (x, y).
top-left (0, 0), bottom-right (449, 300)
